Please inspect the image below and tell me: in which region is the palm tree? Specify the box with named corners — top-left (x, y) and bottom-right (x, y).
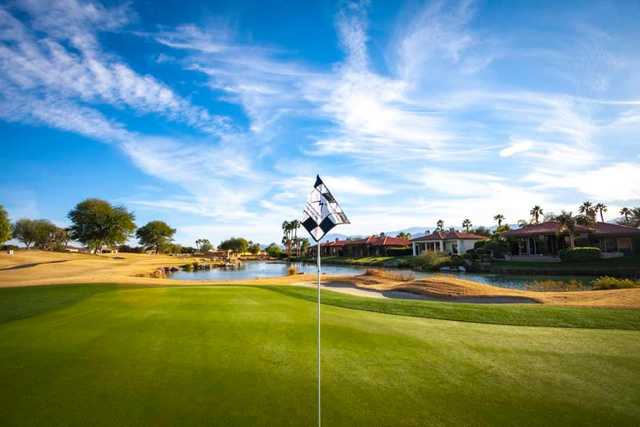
top-left (529, 206), bottom-right (543, 224)
top-left (281, 220), bottom-right (292, 258)
top-left (396, 232), bottom-right (411, 240)
top-left (620, 207), bottom-right (632, 223)
top-left (290, 220), bottom-right (300, 257)
top-left (578, 201), bottom-right (595, 220)
top-left (436, 220), bottom-right (444, 232)
top-left (556, 211), bottom-right (577, 249)
top-left (632, 208), bottom-right (640, 227)
top-left (594, 203), bottom-right (607, 223)
top-left (462, 219), bottom-right (472, 232)
top-left (494, 214), bottom-right (505, 227)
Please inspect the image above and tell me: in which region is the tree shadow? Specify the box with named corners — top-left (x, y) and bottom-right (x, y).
top-left (0, 285), bottom-right (114, 325)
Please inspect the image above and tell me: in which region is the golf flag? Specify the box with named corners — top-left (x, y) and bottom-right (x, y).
top-left (302, 175), bottom-right (350, 242)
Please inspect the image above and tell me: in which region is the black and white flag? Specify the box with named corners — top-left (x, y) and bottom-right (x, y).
top-left (302, 175), bottom-right (349, 242)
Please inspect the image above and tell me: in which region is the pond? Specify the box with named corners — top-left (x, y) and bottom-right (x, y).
top-left (168, 261), bottom-right (593, 290)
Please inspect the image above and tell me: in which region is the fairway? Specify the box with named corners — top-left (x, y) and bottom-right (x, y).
top-left (1, 285), bottom-right (639, 426)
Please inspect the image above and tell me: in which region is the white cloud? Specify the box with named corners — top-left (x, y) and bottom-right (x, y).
top-left (500, 139), bottom-right (534, 157)
top-left (0, 2), bottom-right (227, 134)
top-left (525, 163), bottom-right (640, 202)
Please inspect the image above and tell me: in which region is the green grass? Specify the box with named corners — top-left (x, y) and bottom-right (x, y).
top-left (268, 286), bottom-right (640, 330)
top-left (1, 284), bottom-right (639, 426)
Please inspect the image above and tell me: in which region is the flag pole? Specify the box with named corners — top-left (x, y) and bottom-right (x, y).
top-left (316, 239), bottom-right (321, 427)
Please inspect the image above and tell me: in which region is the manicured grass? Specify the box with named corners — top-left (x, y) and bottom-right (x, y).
top-left (1, 285), bottom-right (639, 426)
top-left (268, 286), bottom-right (640, 330)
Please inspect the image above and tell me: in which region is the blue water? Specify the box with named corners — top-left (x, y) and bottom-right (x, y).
top-left (168, 261), bottom-right (590, 290)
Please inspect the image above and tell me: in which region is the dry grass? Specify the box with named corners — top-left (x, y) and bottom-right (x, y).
top-left (526, 279), bottom-right (585, 292)
top-left (364, 268), bottom-right (415, 282)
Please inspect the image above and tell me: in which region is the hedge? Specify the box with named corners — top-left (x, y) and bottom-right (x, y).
top-left (559, 247), bottom-right (601, 262)
top-left (385, 248), bottom-right (413, 256)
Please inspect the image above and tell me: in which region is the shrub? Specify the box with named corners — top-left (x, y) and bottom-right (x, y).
top-left (385, 247), bottom-right (412, 256)
top-left (287, 265), bottom-right (297, 275)
top-left (591, 276), bottom-right (640, 290)
top-left (559, 247), bottom-right (601, 262)
top-left (526, 280), bottom-right (584, 292)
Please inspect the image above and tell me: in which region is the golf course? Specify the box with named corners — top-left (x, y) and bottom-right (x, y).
top-left (1, 282), bottom-right (639, 426)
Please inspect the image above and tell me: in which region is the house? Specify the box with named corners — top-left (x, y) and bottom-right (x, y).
top-left (411, 231), bottom-right (488, 256)
top-left (310, 236), bottom-right (411, 257)
top-left (502, 222), bottom-right (640, 257)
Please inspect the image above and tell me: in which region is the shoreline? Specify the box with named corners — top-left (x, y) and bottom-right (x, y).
top-left (1, 250), bottom-right (639, 308)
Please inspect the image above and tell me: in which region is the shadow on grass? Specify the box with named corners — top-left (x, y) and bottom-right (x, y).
top-left (0, 285), bottom-right (115, 324)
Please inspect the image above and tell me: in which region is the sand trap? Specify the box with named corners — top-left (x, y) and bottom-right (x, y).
top-left (301, 281), bottom-right (539, 304)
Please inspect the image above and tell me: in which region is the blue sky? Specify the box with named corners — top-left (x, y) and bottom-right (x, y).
top-left (1, 0), bottom-right (639, 246)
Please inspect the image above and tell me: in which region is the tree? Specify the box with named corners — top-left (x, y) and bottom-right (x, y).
top-left (219, 237), bottom-right (249, 253)
top-left (462, 219), bottom-right (472, 232)
top-left (290, 220), bottom-right (300, 257)
top-left (436, 220), bottom-right (444, 232)
top-left (12, 218), bottom-right (38, 249)
top-left (517, 219), bottom-right (529, 227)
top-left (51, 227), bottom-right (70, 250)
top-left (248, 242), bottom-right (261, 254)
top-left (0, 205), bottom-right (11, 245)
top-left (265, 243), bottom-right (282, 258)
top-left (396, 232), bottom-right (411, 240)
top-left (32, 220), bottom-right (58, 249)
top-left (299, 238), bottom-right (310, 255)
top-left (68, 199), bottom-right (136, 253)
top-left (136, 221), bottom-right (176, 253)
top-left (557, 211), bottom-right (577, 249)
top-left (578, 201), bottom-right (595, 220)
top-left (281, 220), bottom-right (292, 258)
top-left (594, 203), bottom-right (607, 223)
top-left (196, 239), bottom-right (213, 252)
top-left (530, 206), bottom-right (543, 224)
top-left (494, 214), bottom-right (505, 227)
top-left (472, 226), bottom-right (491, 237)
top-left (620, 207), bottom-right (632, 223)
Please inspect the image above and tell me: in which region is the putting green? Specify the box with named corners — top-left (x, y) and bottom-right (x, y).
top-left (0, 285), bottom-right (639, 426)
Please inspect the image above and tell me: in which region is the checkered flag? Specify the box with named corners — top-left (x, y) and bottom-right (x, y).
top-left (302, 175), bottom-right (350, 242)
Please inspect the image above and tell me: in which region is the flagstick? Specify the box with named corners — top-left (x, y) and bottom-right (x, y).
top-left (316, 239), bottom-right (321, 427)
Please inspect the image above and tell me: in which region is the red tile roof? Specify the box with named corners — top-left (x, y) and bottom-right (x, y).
top-left (411, 231), bottom-right (488, 241)
top-left (591, 222), bottom-right (640, 237)
top-left (322, 236), bottom-right (410, 247)
top-left (503, 221), bottom-right (640, 238)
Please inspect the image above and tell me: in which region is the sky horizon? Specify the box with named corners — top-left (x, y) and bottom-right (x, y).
top-left (1, 0), bottom-right (639, 246)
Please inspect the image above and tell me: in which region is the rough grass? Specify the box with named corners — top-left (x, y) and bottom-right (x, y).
top-left (0, 284), bottom-right (639, 426)
top-left (364, 268), bottom-right (415, 281)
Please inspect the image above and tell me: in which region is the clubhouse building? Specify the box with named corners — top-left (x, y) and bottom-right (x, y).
top-left (411, 231), bottom-right (488, 256)
top-left (503, 222), bottom-right (640, 258)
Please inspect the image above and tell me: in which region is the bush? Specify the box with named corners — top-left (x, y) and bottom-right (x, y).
top-left (385, 247), bottom-right (412, 256)
top-left (591, 276), bottom-right (640, 290)
top-left (559, 247), bottom-right (601, 262)
top-left (287, 265), bottom-right (297, 275)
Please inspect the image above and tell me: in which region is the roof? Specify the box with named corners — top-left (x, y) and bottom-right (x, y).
top-left (322, 236), bottom-right (410, 247)
top-left (591, 222), bottom-right (640, 237)
top-left (503, 221), bottom-right (640, 238)
top-left (412, 231), bottom-right (488, 241)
